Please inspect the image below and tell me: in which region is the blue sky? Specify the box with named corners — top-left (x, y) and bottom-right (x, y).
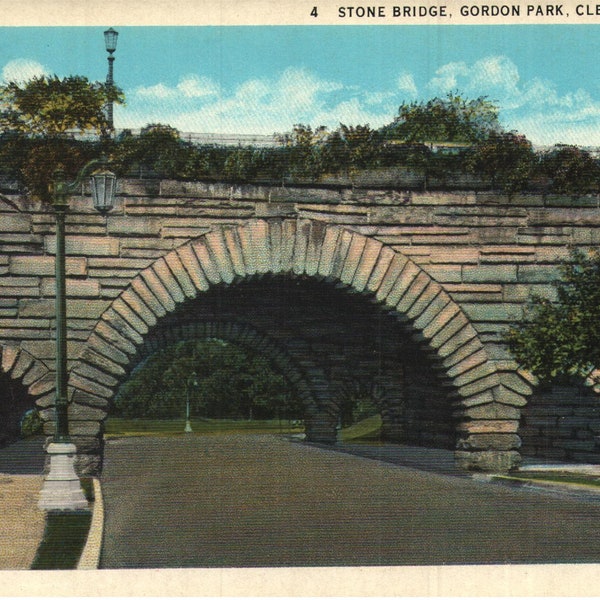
top-left (2, 25), bottom-right (600, 145)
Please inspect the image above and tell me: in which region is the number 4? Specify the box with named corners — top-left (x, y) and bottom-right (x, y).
top-left (311, 6), bottom-right (318, 17)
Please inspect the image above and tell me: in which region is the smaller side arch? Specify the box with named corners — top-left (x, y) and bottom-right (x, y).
top-left (0, 344), bottom-right (53, 445)
top-left (134, 320), bottom-right (338, 442)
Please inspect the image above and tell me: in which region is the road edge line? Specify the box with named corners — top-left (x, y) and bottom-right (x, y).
top-left (77, 478), bottom-right (104, 570)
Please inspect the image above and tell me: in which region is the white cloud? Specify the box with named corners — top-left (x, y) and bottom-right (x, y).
top-left (397, 73), bottom-right (418, 97)
top-left (117, 57), bottom-right (600, 145)
top-left (2, 59), bottom-right (48, 83)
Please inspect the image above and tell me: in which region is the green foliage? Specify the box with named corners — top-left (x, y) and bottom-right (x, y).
top-left (2, 80), bottom-right (600, 195)
top-left (0, 75), bottom-right (123, 137)
top-left (113, 338), bottom-right (302, 420)
top-left (539, 145), bottom-right (600, 195)
top-left (506, 249), bottom-right (600, 383)
top-left (467, 131), bottom-right (536, 194)
top-left (0, 75), bottom-right (124, 201)
top-left (384, 93), bottom-right (501, 144)
top-left (20, 408), bottom-right (43, 438)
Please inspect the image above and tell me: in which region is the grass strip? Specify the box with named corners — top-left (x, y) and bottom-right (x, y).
top-left (31, 478), bottom-right (94, 570)
top-left (31, 512), bottom-right (92, 570)
top-left (105, 417), bottom-right (303, 437)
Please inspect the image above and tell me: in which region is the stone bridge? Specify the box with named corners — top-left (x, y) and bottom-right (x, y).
top-left (1, 179), bottom-right (599, 474)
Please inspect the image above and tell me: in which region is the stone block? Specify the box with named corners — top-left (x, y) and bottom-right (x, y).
top-left (362, 245), bottom-right (393, 293)
top-left (131, 279), bottom-right (167, 318)
top-left (107, 217), bottom-right (161, 236)
top-left (95, 320), bottom-right (137, 355)
top-left (395, 272), bottom-right (431, 315)
top-left (174, 244), bottom-right (209, 293)
top-left (381, 259), bottom-right (418, 305)
top-left (88, 333), bottom-right (129, 366)
top-left (79, 348), bottom-right (126, 378)
top-left (499, 372), bottom-right (533, 396)
top-left (424, 265), bottom-right (463, 283)
top-left (103, 309), bottom-right (144, 346)
top-left (437, 324), bottom-right (478, 358)
top-left (328, 229), bottom-right (353, 282)
top-left (1, 214), bottom-right (31, 233)
top-left (222, 227), bottom-right (247, 279)
top-left (205, 230), bottom-right (236, 284)
top-left (112, 298), bottom-right (149, 335)
top-left (41, 278), bottom-right (100, 298)
top-left (305, 221), bottom-right (328, 278)
top-left (140, 268), bottom-right (177, 311)
top-left (457, 372), bottom-right (501, 399)
top-left (45, 236), bottom-right (119, 257)
top-left (420, 302), bottom-right (460, 341)
top-left (456, 433), bottom-right (521, 451)
top-left (493, 384), bottom-right (528, 407)
top-left (10, 256), bottom-right (87, 276)
top-left (441, 337), bottom-right (484, 370)
top-left (463, 264), bottom-right (518, 283)
top-left (517, 265), bottom-right (560, 283)
top-left (66, 299), bottom-right (111, 320)
top-left (69, 371), bottom-right (112, 399)
top-left (340, 233), bottom-right (367, 285)
top-left (412, 291), bottom-right (452, 332)
top-left (430, 248), bottom-right (479, 264)
top-left (28, 372), bottom-right (55, 397)
top-left (461, 303), bottom-right (523, 323)
top-left (454, 450), bottom-right (521, 472)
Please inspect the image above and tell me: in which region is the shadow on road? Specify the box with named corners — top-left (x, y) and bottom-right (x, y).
top-left (0, 437), bottom-right (45, 474)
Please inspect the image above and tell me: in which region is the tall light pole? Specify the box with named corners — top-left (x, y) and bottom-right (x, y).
top-left (104, 27), bottom-right (118, 132)
top-left (39, 159), bottom-right (117, 512)
top-left (185, 372), bottom-right (199, 433)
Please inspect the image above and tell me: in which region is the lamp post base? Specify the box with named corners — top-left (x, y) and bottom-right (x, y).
top-left (38, 443), bottom-right (89, 511)
top-left (184, 420), bottom-right (193, 433)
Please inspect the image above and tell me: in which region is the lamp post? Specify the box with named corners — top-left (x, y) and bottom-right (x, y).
top-left (185, 372), bottom-right (199, 433)
top-left (104, 27), bottom-right (118, 131)
top-left (38, 158), bottom-right (117, 512)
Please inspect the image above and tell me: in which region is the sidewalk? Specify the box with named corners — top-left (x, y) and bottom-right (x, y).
top-left (0, 438), bottom-right (46, 570)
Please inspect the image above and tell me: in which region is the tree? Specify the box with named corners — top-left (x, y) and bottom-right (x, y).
top-left (467, 131), bottom-right (536, 194)
top-left (384, 93), bottom-right (501, 144)
top-left (322, 124), bottom-right (381, 176)
top-left (113, 338), bottom-right (301, 420)
top-left (506, 249), bottom-right (600, 384)
top-left (0, 75), bottom-right (124, 201)
top-left (539, 145), bottom-right (600, 195)
top-left (0, 75), bottom-right (123, 137)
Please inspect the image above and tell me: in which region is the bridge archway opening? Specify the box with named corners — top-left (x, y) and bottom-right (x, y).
top-left (0, 346), bottom-right (50, 450)
top-left (68, 220), bottom-right (524, 474)
top-left (108, 332), bottom-right (307, 431)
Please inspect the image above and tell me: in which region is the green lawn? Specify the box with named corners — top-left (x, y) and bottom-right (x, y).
top-left (497, 471), bottom-right (600, 488)
top-left (340, 414), bottom-right (382, 442)
top-left (105, 417), bottom-right (304, 437)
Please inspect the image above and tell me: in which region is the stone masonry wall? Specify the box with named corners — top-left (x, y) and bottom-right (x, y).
top-left (1, 180), bottom-right (599, 466)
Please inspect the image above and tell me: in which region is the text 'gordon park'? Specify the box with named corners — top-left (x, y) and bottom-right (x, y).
top-left (335, 4), bottom-right (600, 18)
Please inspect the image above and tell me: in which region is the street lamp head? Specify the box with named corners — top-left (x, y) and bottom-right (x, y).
top-left (90, 168), bottom-right (117, 213)
top-left (104, 27), bottom-right (118, 54)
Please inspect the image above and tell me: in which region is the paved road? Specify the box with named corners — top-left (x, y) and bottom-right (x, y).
top-left (99, 434), bottom-right (600, 568)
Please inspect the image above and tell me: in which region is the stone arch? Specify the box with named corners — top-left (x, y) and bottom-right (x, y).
top-left (133, 320), bottom-right (336, 440)
top-left (0, 344), bottom-right (53, 444)
top-left (68, 218), bottom-right (528, 473)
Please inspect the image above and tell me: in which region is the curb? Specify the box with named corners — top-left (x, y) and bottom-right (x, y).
top-left (488, 474), bottom-right (600, 498)
top-left (77, 478), bottom-right (104, 570)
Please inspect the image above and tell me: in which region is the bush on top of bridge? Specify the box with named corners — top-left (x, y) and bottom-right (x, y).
top-left (1, 78), bottom-right (599, 197)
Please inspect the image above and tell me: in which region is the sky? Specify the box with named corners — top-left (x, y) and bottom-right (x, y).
top-left (1, 25), bottom-right (600, 145)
